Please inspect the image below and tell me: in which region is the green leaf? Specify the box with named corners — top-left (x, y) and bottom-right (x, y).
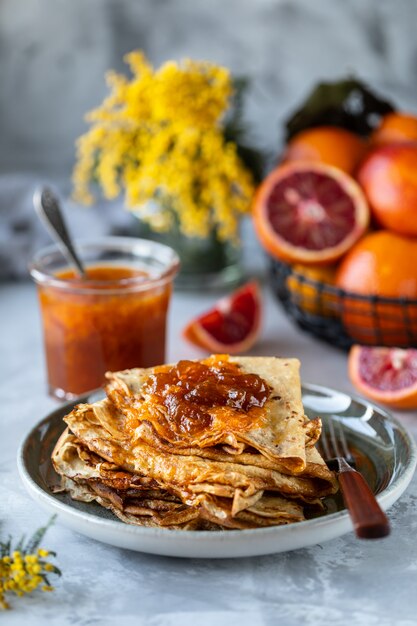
top-left (285, 77), bottom-right (396, 140)
top-left (0, 538), bottom-right (10, 558)
top-left (15, 535), bottom-right (26, 553)
top-left (224, 77), bottom-right (250, 142)
top-left (234, 143), bottom-right (265, 184)
top-left (224, 75), bottom-right (266, 182)
top-left (24, 515), bottom-right (56, 555)
top-left (49, 565), bottom-right (62, 577)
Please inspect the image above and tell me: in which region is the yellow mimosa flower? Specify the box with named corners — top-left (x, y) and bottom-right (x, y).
top-left (72, 51), bottom-right (255, 241)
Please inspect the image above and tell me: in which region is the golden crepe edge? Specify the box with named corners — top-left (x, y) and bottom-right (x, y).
top-left (51, 355), bottom-right (338, 530)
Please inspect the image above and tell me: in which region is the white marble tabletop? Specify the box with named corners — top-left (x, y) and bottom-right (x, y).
top-left (1, 278), bottom-right (417, 626)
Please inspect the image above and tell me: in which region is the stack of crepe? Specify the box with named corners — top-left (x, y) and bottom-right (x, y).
top-left (52, 355), bottom-right (337, 530)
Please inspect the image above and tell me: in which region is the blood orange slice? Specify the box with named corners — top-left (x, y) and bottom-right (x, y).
top-left (183, 281), bottom-right (261, 354)
top-left (348, 345), bottom-right (417, 409)
top-left (253, 162), bottom-right (369, 265)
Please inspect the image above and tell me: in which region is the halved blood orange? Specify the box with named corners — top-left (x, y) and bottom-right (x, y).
top-left (253, 162), bottom-right (369, 265)
top-left (348, 345), bottom-right (417, 409)
top-left (183, 281), bottom-right (261, 354)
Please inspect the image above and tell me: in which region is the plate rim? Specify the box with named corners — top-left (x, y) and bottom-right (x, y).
top-left (17, 382), bottom-right (417, 543)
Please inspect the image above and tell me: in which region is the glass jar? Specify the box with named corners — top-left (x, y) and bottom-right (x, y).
top-left (30, 237), bottom-right (179, 400)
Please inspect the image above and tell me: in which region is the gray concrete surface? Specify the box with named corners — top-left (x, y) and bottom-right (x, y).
top-left (1, 281), bottom-right (417, 626)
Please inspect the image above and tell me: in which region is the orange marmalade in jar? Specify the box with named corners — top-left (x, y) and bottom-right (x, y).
top-left (30, 238), bottom-right (179, 399)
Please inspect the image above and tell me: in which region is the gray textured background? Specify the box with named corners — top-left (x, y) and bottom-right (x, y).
top-left (1, 0), bottom-right (417, 279)
top-left (1, 0), bottom-right (417, 177)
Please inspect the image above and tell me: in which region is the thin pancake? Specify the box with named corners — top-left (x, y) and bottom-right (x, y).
top-left (91, 398), bottom-right (331, 483)
top-left (105, 356), bottom-right (314, 472)
top-left (58, 475), bottom-right (210, 530)
top-left (52, 430), bottom-right (205, 528)
top-left (63, 403), bottom-right (337, 511)
top-left (53, 430), bottom-right (305, 529)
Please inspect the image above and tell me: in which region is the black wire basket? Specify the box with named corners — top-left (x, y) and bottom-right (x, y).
top-left (269, 259), bottom-right (417, 350)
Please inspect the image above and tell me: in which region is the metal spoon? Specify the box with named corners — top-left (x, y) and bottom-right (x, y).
top-left (33, 187), bottom-right (86, 278)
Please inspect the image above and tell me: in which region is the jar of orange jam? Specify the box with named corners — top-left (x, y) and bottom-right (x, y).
top-left (30, 238), bottom-right (179, 400)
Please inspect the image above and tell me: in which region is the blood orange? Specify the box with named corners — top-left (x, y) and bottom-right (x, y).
top-left (371, 112), bottom-right (417, 146)
top-left (358, 143), bottom-right (417, 237)
top-left (284, 126), bottom-right (368, 174)
top-left (253, 163), bottom-right (369, 265)
top-left (336, 231), bottom-right (417, 346)
top-left (286, 264), bottom-right (338, 317)
top-left (348, 345), bottom-right (417, 409)
top-left (183, 281), bottom-right (261, 354)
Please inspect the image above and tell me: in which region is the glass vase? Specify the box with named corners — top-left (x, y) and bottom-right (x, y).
top-left (133, 218), bottom-right (243, 290)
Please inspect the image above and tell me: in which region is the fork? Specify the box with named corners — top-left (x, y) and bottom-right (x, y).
top-left (318, 419), bottom-right (390, 539)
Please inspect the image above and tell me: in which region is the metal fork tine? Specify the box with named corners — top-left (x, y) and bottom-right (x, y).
top-left (328, 418), bottom-right (342, 458)
top-left (319, 418), bottom-right (356, 468)
top-left (337, 421), bottom-right (351, 458)
top-left (337, 421), bottom-right (356, 466)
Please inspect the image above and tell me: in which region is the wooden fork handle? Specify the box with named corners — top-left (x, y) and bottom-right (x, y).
top-left (338, 463), bottom-right (390, 539)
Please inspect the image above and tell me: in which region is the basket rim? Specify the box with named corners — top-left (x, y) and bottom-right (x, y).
top-left (271, 259), bottom-right (417, 306)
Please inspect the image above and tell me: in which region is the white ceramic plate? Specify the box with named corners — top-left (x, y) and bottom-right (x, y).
top-left (17, 383), bottom-right (416, 558)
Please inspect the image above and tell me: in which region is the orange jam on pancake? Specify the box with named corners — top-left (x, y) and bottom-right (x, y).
top-left (38, 265), bottom-right (170, 396)
top-left (134, 357), bottom-right (271, 441)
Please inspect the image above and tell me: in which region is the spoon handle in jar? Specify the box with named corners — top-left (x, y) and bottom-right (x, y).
top-left (33, 187), bottom-right (86, 278)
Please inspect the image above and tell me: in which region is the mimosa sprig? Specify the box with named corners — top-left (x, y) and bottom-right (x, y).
top-left (0, 516), bottom-right (61, 610)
